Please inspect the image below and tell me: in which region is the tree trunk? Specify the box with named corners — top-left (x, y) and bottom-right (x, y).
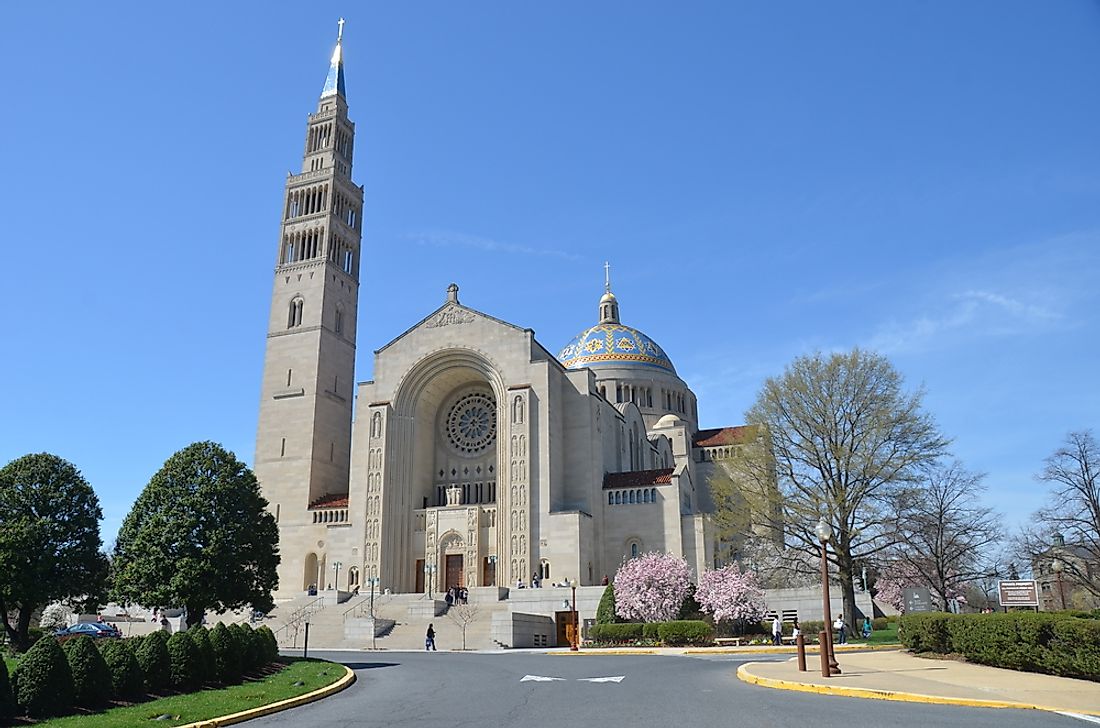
top-left (185, 604), bottom-right (203, 629)
top-left (836, 553), bottom-right (858, 638)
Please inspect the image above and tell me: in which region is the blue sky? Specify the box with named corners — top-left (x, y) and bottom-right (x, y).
top-left (2, 1), bottom-right (1097, 549)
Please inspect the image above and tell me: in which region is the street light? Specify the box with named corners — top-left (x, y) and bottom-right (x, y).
top-left (367, 576), bottom-right (380, 617)
top-left (332, 561), bottom-right (342, 591)
top-left (815, 517), bottom-right (841, 677)
top-left (569, 578), bottom-right (579, 651)
top-left (367, 575), bottom-right (381, 650)
top-left (424, 563), bottom-right (437, 599)
top-left (1051, 559), bottom-right (1066, 611)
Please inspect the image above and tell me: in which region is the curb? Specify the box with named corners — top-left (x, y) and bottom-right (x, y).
top-left (546, 650), bottom-right (657, 656)
top-left (735, 664), bottom-right (1100, 717)
top-left (684, 644), bottom-right (902, 656)
top-left (180, 664), bottom-right (356, 728)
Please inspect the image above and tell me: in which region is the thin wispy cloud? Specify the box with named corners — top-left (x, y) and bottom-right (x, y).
top-left (408, 230), bottom-right (582, 261)
top-left (866, 288), bottom-right (1062, 355)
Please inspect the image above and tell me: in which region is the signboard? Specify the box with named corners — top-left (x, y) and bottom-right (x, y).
top-left (903, 587), bottom-right (934, 613)
top-left (998, 580), bottom-right (1039, 607)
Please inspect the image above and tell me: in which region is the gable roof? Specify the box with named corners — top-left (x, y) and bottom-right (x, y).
top-left (692, 425), bottom-right (760, 448)
top-left (603, 468), bottom-right (675, 489)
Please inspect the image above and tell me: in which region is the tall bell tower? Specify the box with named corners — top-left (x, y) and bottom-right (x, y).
top-left (255, 20), bottom-right (363, 593)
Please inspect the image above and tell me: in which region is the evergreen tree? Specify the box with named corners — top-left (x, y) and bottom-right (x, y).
top-left (63, 635), bottom-right (112, 708)
top-left (11, 634), bottom-right (74, 717)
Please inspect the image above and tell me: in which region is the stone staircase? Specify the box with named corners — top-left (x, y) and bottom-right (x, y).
top-left (272, 591), bottom-right (511, 651)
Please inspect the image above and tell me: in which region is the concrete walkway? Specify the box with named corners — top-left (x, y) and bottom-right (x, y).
top-left (738, 650), bottom-right (1100, 716)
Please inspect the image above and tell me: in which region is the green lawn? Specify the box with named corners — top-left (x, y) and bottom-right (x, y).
top-left (850, 624), bottom-right (900, 645)
top-left (29, 658), bottom-right (346, 728)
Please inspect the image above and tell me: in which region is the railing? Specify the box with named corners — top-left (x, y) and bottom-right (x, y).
top-left (311, 508), bottom-right (349, 524)
top-left (272, 597), bottom-right (325, 647)
top-left (343, 592), bottom-right (392, 621)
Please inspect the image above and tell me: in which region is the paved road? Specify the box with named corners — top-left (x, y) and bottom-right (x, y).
top-left (250, 650), bottom-right (1086, 727)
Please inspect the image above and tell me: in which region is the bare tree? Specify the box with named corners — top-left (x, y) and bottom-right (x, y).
top-left (447, 603), bottom-right (480, 651)
top-left (1021, 431), bottom-right (1100, 600)
top-left (890, 461), bottom-right (1004, 611)
top-left (733, 349), bottom-right (949, 631)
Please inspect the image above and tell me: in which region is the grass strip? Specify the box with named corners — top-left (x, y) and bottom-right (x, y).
top-left (28, 657), bottom-right (343, 727)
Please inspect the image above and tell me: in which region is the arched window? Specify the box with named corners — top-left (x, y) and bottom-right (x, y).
top-left (642, 490), bottom-right (649, 503)
top-left (287, 298), bottom-right (304, 328)
top-left (608, 492), bottom-right (614, 505)
top-left (335, 307), bottom-right (344, 334)
top-left (630, 542), bottom-right (639, 559)
top-left (615, 492), bottom-right (622, 505)
top-left (650, 488), bottom-right (657, 502)
top-left (629, 491), bottom-right (636, 504)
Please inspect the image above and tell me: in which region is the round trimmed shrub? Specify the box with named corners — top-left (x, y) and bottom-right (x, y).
top-left (188, 626), bottom-right (215, 680)
top-left (209, 623), bottom-right (241, 684)
top-left (136, 630), bottom-right (171, 692)
top-left (255, 625), bottom-right (279, 664)
top-left (0, 655), bottom-right (15, 720)
top-left (167, 631), bottom-right (201, 691)
top-left (99, 639), bottom-right (144, 700)
top-left (228, 624), bottom-right (257, 674)
top-left (11, 634), bottom-right (74, 717)
top-left (64, 635), bottom-right (112, 708)
top-left (247, 627), bottom-right (269, 671)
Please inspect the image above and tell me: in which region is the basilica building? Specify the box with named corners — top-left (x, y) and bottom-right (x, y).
top-left (255, 27), bottom-right (759, 600)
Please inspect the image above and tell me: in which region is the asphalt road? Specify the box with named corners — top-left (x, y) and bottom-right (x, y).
top-left (249, 650), bottom-right (1087, 728)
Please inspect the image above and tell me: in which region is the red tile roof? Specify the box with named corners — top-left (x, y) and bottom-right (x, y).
top-left (309, 493), bottom-right (349, 510)
top-left (603, 468), bottom-right (674, 489)
top-left (692, 425), bottom-right (759, 448)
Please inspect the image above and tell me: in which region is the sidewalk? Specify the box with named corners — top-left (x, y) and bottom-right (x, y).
top-left (738, 650), bottom-right (1100, 716)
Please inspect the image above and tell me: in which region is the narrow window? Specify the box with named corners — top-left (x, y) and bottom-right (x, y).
top-left (631, 543), bottom-right (638, 559)
top-left (335, 308), bottom-right (343, 334)
top-left (330, 442), bottom-right (334, 461)
top-left (280, 438), bottom-right (286, 457)
top-left (275, 503), bottom-right (280, 522)
top-left (286, 369), bottom-right (292, 387)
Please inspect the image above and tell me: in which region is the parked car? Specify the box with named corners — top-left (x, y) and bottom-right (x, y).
top-left (54, 622), bottom-right (122, 642)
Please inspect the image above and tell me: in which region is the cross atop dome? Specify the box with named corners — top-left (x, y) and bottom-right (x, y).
top-left (599, 262), bottom-right (619, 324)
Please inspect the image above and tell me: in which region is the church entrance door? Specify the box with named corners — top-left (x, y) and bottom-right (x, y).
top-left (446, 554), bottom-right (464, 590)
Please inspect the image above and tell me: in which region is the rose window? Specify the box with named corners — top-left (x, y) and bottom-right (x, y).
top-left (445, 392), bottom-right (497, 455)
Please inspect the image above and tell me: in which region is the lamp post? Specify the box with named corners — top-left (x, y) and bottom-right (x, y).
top-left (367, 575), bottom-right (380, 650)
top-left (424, 563), bottom-right (437, 599)
top-left (1052, 559), bottom-right (1066, 611)
top-left (569, 578), bottom-right (579, 651)
top-left (815, 517), bottom-right (841, 677)
top-left (332, 561), bottom-right (342, 591)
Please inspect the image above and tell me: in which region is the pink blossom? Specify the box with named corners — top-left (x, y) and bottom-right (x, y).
top-left (695, 564), bottom-right (767, 623)
top-left (613, 552), bottom-right (692, 622)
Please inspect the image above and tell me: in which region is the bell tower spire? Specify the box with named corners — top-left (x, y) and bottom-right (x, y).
top-left (255, 21), bottom-right (364, 597)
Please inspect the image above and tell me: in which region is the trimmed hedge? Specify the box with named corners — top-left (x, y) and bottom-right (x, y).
top-left (0, 654), bottom-right (14, 720)
top-left (136, 630), bottom-right (171, 692)
top-left (167, 630), bottom-right (202, 691)
top-left (900, 612), bottom-right (1100, 681)
top-left (642, 623), bottom-right (660, 640)
top-left (11, 634), bottom-right (74, 717)
top-left (189, 625), bottom-right (215, 680)
top-left (256, 625), bottom-right (280, 664)
top-left (63, 635), bottom-right (112, 708)
top-left (589, 623), bottom-right (644, 643)
top-left (657, 620), bottom-right (712, 646)
top-left (99, 639), bottom-right (145, 700)
top-left (210, 622), bottom-right (241, 684)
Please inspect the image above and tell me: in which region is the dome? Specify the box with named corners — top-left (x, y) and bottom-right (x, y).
top-left (557, 322), bottom-right (676, 373)
top-left (655, 414), bottom-right (683, 428)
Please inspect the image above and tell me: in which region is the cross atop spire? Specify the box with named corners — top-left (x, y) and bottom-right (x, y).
top-left (321, 19), bottom-right (347, 99)
top-left (604, 261), bottom-right (611, 293)
top-left (599, 262), bottom-right (620, 323)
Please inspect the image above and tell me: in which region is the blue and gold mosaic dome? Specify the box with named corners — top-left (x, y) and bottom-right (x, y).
top-left (557, 323), bottom-right (676, 373)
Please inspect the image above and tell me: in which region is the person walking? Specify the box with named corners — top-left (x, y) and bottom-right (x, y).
top-left (791, 618), bottom-right (801, 640)
top-left (426, 623), bottom-right (437, 651)
top-left (771, 615), bottom-right (782, 646)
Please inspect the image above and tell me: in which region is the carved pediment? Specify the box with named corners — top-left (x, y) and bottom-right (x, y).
top-left (426, 305), bottom-right (476, 328)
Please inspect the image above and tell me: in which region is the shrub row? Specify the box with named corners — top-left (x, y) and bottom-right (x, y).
top-left (899, 612), bottom-right (1100, 681)
top-left (2, 623), bottom-right (281, 718)
top-left (589, 620), bottom-right (713, 646)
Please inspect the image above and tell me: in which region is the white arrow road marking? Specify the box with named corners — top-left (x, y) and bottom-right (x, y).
top-left (520, 675), bottom-right (566, 682)
top-left (577, 676), bottom-right (625, 683)
top-left (1057, 713), bottom-right (1100, 725)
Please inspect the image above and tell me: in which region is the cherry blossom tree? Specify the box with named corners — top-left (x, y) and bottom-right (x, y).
top-left (614, 552), bottom-right (691, 622)
top-left (695, 564), bottom-right (766, 624)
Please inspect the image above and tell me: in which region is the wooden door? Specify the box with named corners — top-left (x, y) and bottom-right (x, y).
top-left (555, 610), bottom-right (577, 647)
top-left (446, 554), bottom-right (464, 589)
top-left (483, 557), bottom-right (496, 587)
top-left (415, 559), bottom-right (424, 593)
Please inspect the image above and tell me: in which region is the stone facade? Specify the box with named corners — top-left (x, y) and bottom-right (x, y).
top-left (256, 30), bottom-right (768, 602)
